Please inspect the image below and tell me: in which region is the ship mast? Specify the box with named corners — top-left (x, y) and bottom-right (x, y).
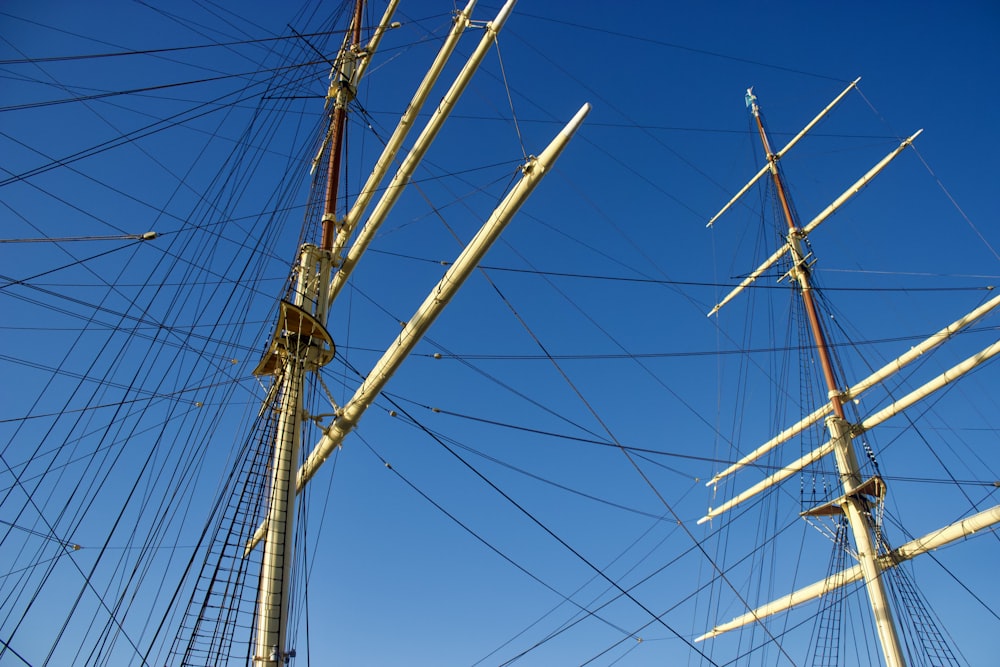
top-left (744, 88), bottom-right (906, 667)
top-left (247, 1), bottom-right (588, 663)
top-left (668, 77), bottom-right (1000, 667)
top-left (251, 1), bottom-right (370, 663)
top-left (700, 79), bottom-right (1000, 663)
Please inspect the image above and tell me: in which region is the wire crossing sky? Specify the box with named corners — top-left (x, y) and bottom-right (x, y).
top-left (1, 1), bottom-right (998, 665)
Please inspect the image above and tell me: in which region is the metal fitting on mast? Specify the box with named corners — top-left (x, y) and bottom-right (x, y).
top-left (327, 47), bottom-right (359, 107)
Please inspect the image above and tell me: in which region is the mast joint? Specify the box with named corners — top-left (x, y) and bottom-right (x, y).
top-left (327, 47), bottom-right (360, 106)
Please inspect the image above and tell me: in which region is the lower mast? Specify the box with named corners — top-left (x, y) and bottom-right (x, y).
top-left (251, 1), bottom-right (369, 662)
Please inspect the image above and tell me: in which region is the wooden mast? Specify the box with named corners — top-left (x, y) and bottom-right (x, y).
top-left (745, 88), bottom-right (907, 667)
top-left (252, 1), bottom-right (369, 663)
top-left (695, 80), bottom-right (1000, 664)
top-left (247, 2), bottom-right (588, 663)
top-left (320, 0), bottom-right (364, 254)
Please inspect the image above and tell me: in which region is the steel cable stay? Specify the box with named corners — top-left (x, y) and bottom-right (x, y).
top-left (0, 30), bottom-right (356, 67)
top-left (0, 57), bottom-right (339, 116)
top-left (0, 242), bottom-right (146, 291)
top-left (0, 233), bottom-right (158, 243)
top-left (442, 402), bottom-right (808, 664)
top-left (852, 88), bottom-right (1000, 266)
top-left (0, 51), bottom-right (320, 664)
top-left (473, 506), bottom-right (686, 665)
top-left (357, 385), bottom-right (1000, 493)
top-left (360, 109), bottom-right (913, 140)
top-left (494, 484), bottom-right (714, 664)
top-left (349, 426), bottom-right (640, 638)
top-left (3, 0), bottom-right (353, 82)
top-left (3, 275), bottom-right (286, 290)
top-left (359, 250), bottom-right (1000, 293)
top-left (384, 408), bottom-right (694, 523)
top-left (502, 19), bottom-right (736, 219)
top-left (4, 2), bottom-right (997, 664)
top-left (308, 306), bottom-right (732, 664)
top-left (0, 352), bottom-right (222, 401)
top-left (0, 403), bottom-right (206, 499)
top-left (3, 190), bottom-right (282, 298)
top-left (474, 222), bottom-right (747, 450)
top-left (0, 128), bottom-right (204, 238)
top-left (367, 391), bottom-right (725, 665)
top-left (489, 27), bottom-right (528, 161)
top-left (536, 504), bottom-right (812, 667)
top-left (0, 288), bottom-right (267, 365)
top-left (0, 517), bottom-right (78, 550)
top-left (0, 61), bottom-right (325, 189)
top-left (327, 323), bottom-right (1000, 360)
top-left (329, 280), bottom-right (621, 445)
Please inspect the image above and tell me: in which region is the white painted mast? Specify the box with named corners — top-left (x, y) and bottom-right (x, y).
top-left (746, 86), bottom-right (908, 667)
top-left (706, 84), bottom-right (919, 667)
top-left (252, 249), bottom-right (332, 665)
top-left (251, 2), bottom-right (394, 663)
top-left (702, 82), bottom-right (1000, 665)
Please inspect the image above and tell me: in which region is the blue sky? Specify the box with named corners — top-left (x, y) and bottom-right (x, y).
top-left (1, 1), bottom-right (998, 665)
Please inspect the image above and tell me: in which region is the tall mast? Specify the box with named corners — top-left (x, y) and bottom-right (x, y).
top-left (252, 1), bottom-right (368, 663)
top-left (698, 81), bottom-right (1000, 663)
top-left (745, 88), bottom-right (906, 667)
top-left (246, 1), bottom-right (587, 663)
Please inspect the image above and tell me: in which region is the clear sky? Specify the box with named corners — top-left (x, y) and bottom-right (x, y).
top-left (1, 1), bottom-right (998, 665)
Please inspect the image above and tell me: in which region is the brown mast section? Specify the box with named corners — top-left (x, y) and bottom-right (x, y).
top-left (321, 0), bottom-right (365, 251)
top-left (251, 4), bottom-right (364, 664)
top-left (748, 95), bottom-right (845, 419)
top-left (746, 88), bottom-right (907, 667)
